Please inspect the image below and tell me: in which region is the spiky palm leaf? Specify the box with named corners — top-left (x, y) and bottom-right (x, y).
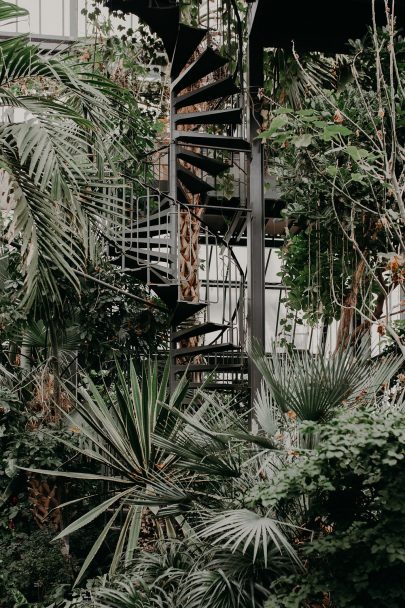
top-left (19, 358), bottom-right (231, 584)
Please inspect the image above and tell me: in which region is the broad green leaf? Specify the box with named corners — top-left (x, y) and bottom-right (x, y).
top-left (350, 172), bottom-right (366, 183)
top-left (292, 134), bottom-right (313, 148)
top-left (258, 114), bottom-right (289, 139)
top-left (321, 124), bottom-right (352, 140)
top-left (345, 145), bottom-right (373, 161)
top-left (326, 165), bottom-right (339, 177)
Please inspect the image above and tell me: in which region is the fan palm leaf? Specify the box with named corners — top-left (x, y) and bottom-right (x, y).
top-left (200, 510), bottom-right (300, 569)
top-left (250, 341), bottom-right (403, 423)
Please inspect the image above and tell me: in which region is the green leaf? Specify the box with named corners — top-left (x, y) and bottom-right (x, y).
top-left (350, 172), bottom-right (366, 183)
top-left (292, 134), bottom-right (313, 148)
top-left (326, 166), bottom-right (339, 177)
top-left (321, 124), bottom-right (352, 141)
top-left (201, 510), bottom-right (301, 568)
top-left (53, 488), bottom-right (132, 540)
top-left (258, 114), bottom-right (289, 139)
top-left (74, 506), bottom-right (122, 586)
top-left (345, 145), bottom-right (373, 161)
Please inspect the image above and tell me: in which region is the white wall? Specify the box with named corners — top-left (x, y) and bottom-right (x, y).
top-left (2, 0), bottom-right (138, 39)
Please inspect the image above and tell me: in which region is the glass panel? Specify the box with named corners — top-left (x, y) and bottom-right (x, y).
top-left (78, 0), bottom-right (89, 37)
top-left (40, 0), bottom-right (64, 36)
top-left (15, 0), bottom-right (39, 33)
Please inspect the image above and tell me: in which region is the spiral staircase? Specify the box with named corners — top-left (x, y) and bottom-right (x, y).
top-left (105, 0), bottom-right (250, 391)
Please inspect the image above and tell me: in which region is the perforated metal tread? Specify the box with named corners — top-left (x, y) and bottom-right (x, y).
top-left (172, 47), bottom-right (228, 93)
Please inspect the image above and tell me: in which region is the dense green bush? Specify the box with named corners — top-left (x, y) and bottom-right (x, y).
top-left (0, 529), bottom-right (73, 607)
top-left (250, 408), bottom-right (405, 608)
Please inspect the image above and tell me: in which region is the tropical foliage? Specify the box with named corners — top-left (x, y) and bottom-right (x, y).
top-left (21, 342), bottom-right (400, 608)
top-left (256, 407), bottom-right (405, 608)
top-left (0, 1), bottom-right (404, 607)
top-left (260, 26), bottom-right (404, 349)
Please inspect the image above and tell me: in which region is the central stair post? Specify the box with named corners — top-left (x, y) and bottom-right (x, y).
top-left (169, 84), bottom-right (179, 394)
top-left (247, 34), bottom-right (265, 426)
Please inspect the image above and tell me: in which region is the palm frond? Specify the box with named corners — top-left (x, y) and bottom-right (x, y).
top-left (0, 0), bottom-right (27, 22)
top-left (201, 509), bottom-right (301, 569)
top-left (250, 340), bottom-right (403, 422)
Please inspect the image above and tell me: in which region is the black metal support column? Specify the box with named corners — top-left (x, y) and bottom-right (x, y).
top-left (247, 35), bottom-right (265, 423)
top-left (169, 86), bottom-right (179, 395)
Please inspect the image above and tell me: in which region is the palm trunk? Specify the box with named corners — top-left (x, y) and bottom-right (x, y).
top-left (335, 259), bottom-right (366, 351)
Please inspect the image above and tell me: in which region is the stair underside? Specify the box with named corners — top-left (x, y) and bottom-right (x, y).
top-left (175, 132), bottom-right (251, 152)
top-left (188, 382), bottom-right (247, 390)
top-left (177, 164), bottom-right (214, 195)
top-left (150, 283), bottom-right (178, 306)
top-left (177, 148), bottom-right (231, 177)
top-left (174, 77), bottom-right (239, 110)
top-left (173, 362), bottom-right (244, 373)
top-left (173, 342), bottom-right (239, 358)
top-left (171, 301), bottom-right (207, 326)
top-left (171, 24), bottom-right (207, 79)
top-left (105, 1), bottom-right (179, 57)
top-left (172, 322), bottom-right (228, 341)
top-left (176, 183), bottom-right (191, 206)
top-left (110, 254), bottom-right (175, 279)
top-left (175, 107), bottom-right (242, 126)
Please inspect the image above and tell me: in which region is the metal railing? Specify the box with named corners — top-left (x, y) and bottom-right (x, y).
top-left (102, 148), bottom-right (247, 353)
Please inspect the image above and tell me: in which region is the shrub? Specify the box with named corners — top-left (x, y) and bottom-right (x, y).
top-left (0, 529), bottom-right (73, 607)
top-left (250, 408), bottom-right (405, 608)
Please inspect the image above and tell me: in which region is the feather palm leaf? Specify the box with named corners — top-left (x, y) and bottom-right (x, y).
top-left (0, 0), bottom-right (150, 308)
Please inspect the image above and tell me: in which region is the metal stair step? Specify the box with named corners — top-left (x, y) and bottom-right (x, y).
top-left (106, 0), bottom-right (179, 58)
top-left (177, 165), bottom-right (214, 195)
top-left (109, 247), bottom-right (174, 274)
top-left (151, 284), bottom-right (178, 306)
top-left (175, 132), bottom-right (251, 152)
top-left (173, 342), bottom-right (240, 358)
top-left (177, 148), bottom-right (231, 177)
top-left (174, 77), bottom-right (239, 110)
top-left (172, 322), bottom-right (228, 342)
top-left (171, 24), bottom-right (207, 79)
top-left (111, 248), bottom-right (175, 263)
top-left (177, 183), bottom-right (191, 206)
top-left (171, 301), bottom-right (207, 326)
top-left (173, 362), bottom-right (244, 374)
top-left (175, 107), bottom-right (242, 127)
top-left (188, 382), bottom-right (247, 390)
top-left (172, 47), bottom-right (228, 93)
